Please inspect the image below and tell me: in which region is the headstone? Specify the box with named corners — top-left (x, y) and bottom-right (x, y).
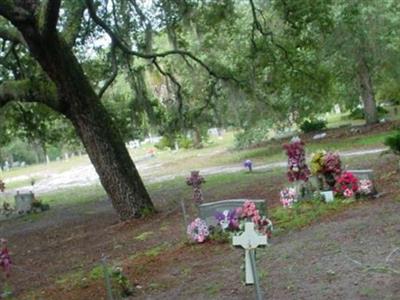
top-left (348, 169), bottom-right (377, 194)
top-left (186, 171), bottom-right (205, 205)
top-left (199, 199), bottom-right (266, 227)
top-left (232, 222), bottom-right (267, 284)
top-left (14, 192), bottom-right (34, 214)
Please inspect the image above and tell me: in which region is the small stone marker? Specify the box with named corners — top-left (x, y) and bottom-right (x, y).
top-left (232, 222), bottom-right (267, 284)
top-left (14, 191), bottom-right (34, 214)
top-left (321, 191), bottom-right (334, 202)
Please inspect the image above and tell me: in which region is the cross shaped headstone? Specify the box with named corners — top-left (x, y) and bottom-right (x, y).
top-left (186, 171), bottom-right (205, 205)
top-left (232, 222), bottom-right (267, 284)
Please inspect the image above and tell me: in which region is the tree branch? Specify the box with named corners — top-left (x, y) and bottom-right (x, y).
top-left (0, 79), bottom-right (60, 112)
top-left (40, 0), bottom-right (61, 36)
top-left (85, 0), bottom-right (238, 83)
top-left (152, 58), bottom-right (183, 118)
top-left (98, 42), bottom-right (118, 99)
top-left (249, 0), bottom-right (273, 37)
top-left (0, 26), bottom-right (25, 45)
top-left (62, 1), bottom-right (86, 47)
top-left (0, 3), bottom-right (31, 24)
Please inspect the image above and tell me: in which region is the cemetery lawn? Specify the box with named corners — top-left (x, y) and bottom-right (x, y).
top-left (0, 121), bottom-right (400, 299)
top-left (1, 147), bottom-right (399, 299)
top-left (2, 120), bottom-right (398, 194)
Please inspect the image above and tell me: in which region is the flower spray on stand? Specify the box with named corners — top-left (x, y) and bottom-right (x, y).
top-left (283, 137), bottom-right (311, 199)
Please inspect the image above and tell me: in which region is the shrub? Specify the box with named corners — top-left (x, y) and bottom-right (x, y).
top-left (349, 106), bottom-right (388, 120)
top-left (384, 131), bottom-right (400, 154)
top-left (154, 136), bottom-right (174, 150)
top-left (177, 135), bottom-right (192, 149)
top-left (299, 119), bottom-right (327, 133)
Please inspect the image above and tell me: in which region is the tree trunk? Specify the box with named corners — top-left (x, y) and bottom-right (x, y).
top-left (192, 128), bottom-right (203, 149)
top-left (70, 104), bottom-right (154, 220)
top-left (17, 26), bottom-right (154, 220)
top-left (357, 58), bottom-right (378, 124)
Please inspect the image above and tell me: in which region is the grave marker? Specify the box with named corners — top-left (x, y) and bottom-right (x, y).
top-left (186, 171), bottom-right (205, 205)
top-left (14, 192), bottom-right (34, 214)
top-left (232, 221), bottom-right (267, 298)
top-left (199, 199), bottom-right (266, 227)
top-left (348, 169), bottom-right (377, 194)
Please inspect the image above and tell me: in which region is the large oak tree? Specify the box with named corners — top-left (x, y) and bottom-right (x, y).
top-left (0, 0), bottom-right (155, 220)
top-left (0, 0), bottom-right (221, 220)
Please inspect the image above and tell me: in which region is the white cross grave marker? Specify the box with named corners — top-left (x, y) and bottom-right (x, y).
top-left (232, 222), bottom-right (267, 284)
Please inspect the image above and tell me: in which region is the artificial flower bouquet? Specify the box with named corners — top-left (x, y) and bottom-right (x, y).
top-left (214, 200), bottom-right (272, 238)
top-left (279, 187), bottom-right (297, 208)
top-left (310, 151), bottom-right (342, 190)
top-left (283, 137), bottom-right (311, 183)
top-left (187, 218), bottom-right (209, 243)
top-left (335, 171), bottom-right (358, 198)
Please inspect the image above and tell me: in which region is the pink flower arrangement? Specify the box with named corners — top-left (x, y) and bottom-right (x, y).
top-left (280, 187), bottom-right (297, 208)
top-left (358, 179), bottom-right (373, 195)
top-left (323, 152), bottom-right (342, 175)
top-left (237, 200), bottom-right (261, 224)
top-left (187, 218), bottom-right (209, 243)
top-left (283, 138), bottom-right (311, 182)
top-left (236, 200), bottom-right (272, 237)
top-left (336, 171), bottom-right (359, 198)
top-left (0, 239), bottom-right (11, 277)
top-left (343, 188), bottom-right (354, 198)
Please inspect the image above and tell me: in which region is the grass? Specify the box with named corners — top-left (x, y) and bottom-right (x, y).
top-left (39, 184), bottom-right (106, 206)
top-left (1, 124), bottom-right (394, 192)
top-left (271, 199), bottom-right (348, 233)
top-left (134, 231), bottom-right (154, 241)
top-left (4, 179), bottom-right (37, 190)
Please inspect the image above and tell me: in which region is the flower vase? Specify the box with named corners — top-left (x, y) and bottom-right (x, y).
top-left (317, 175), bottom-right (324, 191)
top-left (324, 172), bottom-right (336, 191)
top-left (294, 181), bottom-right (305, 200)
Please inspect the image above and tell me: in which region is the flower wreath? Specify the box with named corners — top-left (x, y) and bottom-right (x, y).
top-left (187, 218), bottom-right (209, 243)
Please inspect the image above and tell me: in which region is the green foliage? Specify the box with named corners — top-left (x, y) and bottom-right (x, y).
top-left (177, 135), bottom-right (192, 149)
top-left (234, 120), bottom-right (273, 149)
top-left (209, 226), bottom-right (231, 243)
top-left (300, 119), bottom-right (327, 133)
top-left (384, 131), bottom-right (400, 155)
top-left (110, 267), bottom-right (134, 297)
top-left (154, 136), bottom-right (175, 150)
top-left (349, 106), bottom-right (388, 120)
top-left (3, 139), bottom-right (39, 164)
top-left (134, 231), bottom-right (153, 241)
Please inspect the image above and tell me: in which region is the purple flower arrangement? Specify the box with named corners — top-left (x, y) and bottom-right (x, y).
top-left (214, 200), bottom-right (273, 238)
top-left (215, 209), bottom-right (240, 230)
top-left (244, 159), bottom-right (253, 172)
